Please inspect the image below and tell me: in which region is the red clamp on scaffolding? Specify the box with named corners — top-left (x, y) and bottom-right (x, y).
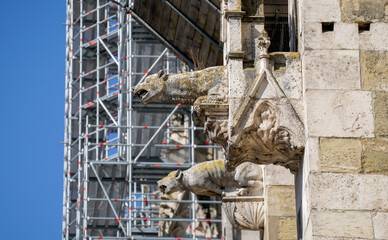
top-left (129, 207), bottom-right (132, 210)
top-left (162, 141), bottom-right (166, 144)
top-left (205, 141), bottom-right (209, 145)
top-left (177, 144), bottom-right (181, 148)
top-left (115, 198), bottom-right (118, 202)
top-left (87, 102), bottom-right (94, 107)
top-left (98, 236), bottom-right (102, 239)
top-left (143, 126), bottom-right (147, 129)
top-left (84, 227), bottom-right (87, 231)
top-left (143, 217), bottom-right (147, 221)
top-left (143, 199), bottom-right (147, 202)
top-left (115, 217), bottom-right (120, 222)
top-left (154, 164), bottom-right (162, 167)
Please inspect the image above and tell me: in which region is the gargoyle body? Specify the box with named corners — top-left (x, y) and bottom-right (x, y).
top-left (158, 160), bottom-right (263, 197)
top-left (134, 66), bottom-right (227, 105)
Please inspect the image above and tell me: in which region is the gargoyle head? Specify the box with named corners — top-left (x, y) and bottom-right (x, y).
top-left (133, 70), bottom-right (168, 104)
top-left (157, 169), bottom-right (184, 195)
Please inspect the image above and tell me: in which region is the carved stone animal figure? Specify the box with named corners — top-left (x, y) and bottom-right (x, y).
top-left (158, 160), bottom-right (263, 197)
top-left (133, 66), bottom-right (227, 105)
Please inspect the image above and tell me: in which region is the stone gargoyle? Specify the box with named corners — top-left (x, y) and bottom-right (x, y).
top-left (157, 160), bottom-right (263, 197)
top-left (134, 66), bottom-right (227, 106)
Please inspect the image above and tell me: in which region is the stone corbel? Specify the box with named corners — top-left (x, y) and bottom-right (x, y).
top-left (224, 10), bottom-right (246, 20)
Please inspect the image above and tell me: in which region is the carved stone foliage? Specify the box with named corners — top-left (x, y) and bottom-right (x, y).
top-left (222, 196), bottom-right (265, 230)
top-left (203, 119), bottom-right (229, 147)
top-left (227, 101), bottom-right (304, 173)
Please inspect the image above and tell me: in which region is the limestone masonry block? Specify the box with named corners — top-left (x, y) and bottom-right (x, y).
top-left (361, 50), bottom-right (388, 91)
top-left (319, 138), bottom-right (362, 173)
top-left (303, 23), bottom-right (358, 50)
top-left (264, 165), bottom-right (294, 186)
top-left (373, 91), bottom-right (388, 137)
top-left (359, 23), bottom-right (388, 50)
top-left (373, 212), bottom-right (388, 239)
top-left (266, 186), bottom-right (296, 217)
top-left (304, 0), bottom-right (341, 23)
top-left (362, 139), bottom-right (388, 174)
top-left (303, 50), bottom-right (360, 90)
top-left (303, 138), bottom-right (320, 180)
top-left (278, 217), bottom-right (297, 240)
top-left (341, 0), bottom-right (388, 23)
top-left (311, 210), bottom-right (373, 238)
top-left (305, 90), bottom-right (374, 138)
top-left (310, 173), bottom-right (388, 211)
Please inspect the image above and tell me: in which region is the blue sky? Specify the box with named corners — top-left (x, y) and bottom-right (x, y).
top-left (0, 1), bottom-right (65, 239)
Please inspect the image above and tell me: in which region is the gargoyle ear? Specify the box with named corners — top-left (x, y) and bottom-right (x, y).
top-left (174, 169), bottom-right (183, 181)
top-left (157, 70), bottom-right (164, 78)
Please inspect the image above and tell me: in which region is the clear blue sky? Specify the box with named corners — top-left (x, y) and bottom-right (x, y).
top-left (0, 1), bottom-right (65, 239)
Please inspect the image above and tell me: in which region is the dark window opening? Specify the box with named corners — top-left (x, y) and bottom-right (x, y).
top-left (358, 22), bottom-right (370, 33)
top-left (264, 0), bottom-right (295, 52)
top-left (322, 22), bottom-right (334, 32)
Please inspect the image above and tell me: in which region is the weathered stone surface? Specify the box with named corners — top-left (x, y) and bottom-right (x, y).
top-left (303, 23), bottom-right (359, 50)
top-left (361, 51), bottom-right (388, 91)
top-left (373, 212), bottom-right (388, 239)
top-left (362, 139), bottom-right (388, 174)
top-left (341, 0), bottom-right (388, 23)
top-left (278, 217), bottom-right (297, 240)
top-left (319, 138), bottom-right (362, 173)
top-left (264, 165), bottom-right (294, 186)
top-left (270, 52), bottom-right (302, 99)
top-left (374, 91), bottom-right (388, 137)
top-left (266, 186), bottom-right (296, 217)
top-left (311, 210), bottom-right (373, 238)
top-left (158, 160), bottom-right (263, 197)
top-left (303, 50), bottom-right (360, 90)
top-left (305, 90), bottom-right (374, 138)
top-left (359, 23), bottom-right (388, 51)
top-left (310, 173), bottom-right (388, 210)
top-left (304, 0), bottom-right (341, 23)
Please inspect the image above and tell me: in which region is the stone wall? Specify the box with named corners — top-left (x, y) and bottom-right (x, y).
top-left (299, 0), bottom-right (388, 239)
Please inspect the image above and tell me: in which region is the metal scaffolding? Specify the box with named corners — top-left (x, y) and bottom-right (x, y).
top-left (63, 1), bottom-right (222, 239)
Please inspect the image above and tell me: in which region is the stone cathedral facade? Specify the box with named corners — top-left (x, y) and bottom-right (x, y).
top-left (134, 0), bottom-right (388, 239)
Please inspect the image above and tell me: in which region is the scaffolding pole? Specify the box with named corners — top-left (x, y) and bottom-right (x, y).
top-left (63, 1), bottom-right (222, 239)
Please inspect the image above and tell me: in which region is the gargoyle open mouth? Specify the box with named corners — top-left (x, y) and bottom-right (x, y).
top-left (134, 88), bottom-right (149, 101)
top-left (159, 185), bottom-right (167, 194)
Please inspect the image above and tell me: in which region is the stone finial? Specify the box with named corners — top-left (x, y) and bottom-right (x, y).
top-left (257, 30), bottom-right (271, 56)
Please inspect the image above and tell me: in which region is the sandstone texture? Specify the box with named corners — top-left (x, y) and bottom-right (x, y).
top-left (373, 91), bottom-right (388, 137)
top-left (362, 139), bottom-right (388, 174)
top-left (341, 0), bottom-right (388, 23)
top-left (278, 217), bottom-right (297, 240)
top-left (361, 51), bottom-right (388, 91)
top-left (266, 186), bottom-right (296, 217)
top-left (319, 138), bottom-right (362, 173)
